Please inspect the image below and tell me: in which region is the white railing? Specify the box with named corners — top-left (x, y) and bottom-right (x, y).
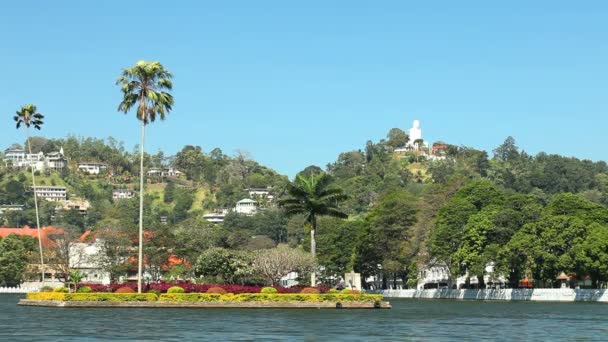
top-left (0, 287), bottom-right (39, 293)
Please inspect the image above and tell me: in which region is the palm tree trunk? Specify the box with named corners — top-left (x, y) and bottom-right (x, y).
top-left (137, 120), bottom-right (145, 294)
top-left (26, 126), bottom-right (45, 285)
top-left (310, 220), bottom-right (316, 286)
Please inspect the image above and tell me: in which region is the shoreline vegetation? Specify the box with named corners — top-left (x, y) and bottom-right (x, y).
top-left (21, 292), bottom-right (389, 309)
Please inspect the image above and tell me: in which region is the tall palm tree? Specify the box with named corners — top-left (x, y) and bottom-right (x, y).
top-left (14, 104), bottom-right (45, 284)
top-left (116, 60), bottom-right (174, 293)
top-left (278, 173), bottom-right (348, 285)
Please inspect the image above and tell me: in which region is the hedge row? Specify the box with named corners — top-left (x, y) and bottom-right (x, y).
top-left (27, 292), bottom-right (382, 303)
top-left (27, 293), bottom-right (158, 302)
top-left (158, 293), bottom-right (383, 303)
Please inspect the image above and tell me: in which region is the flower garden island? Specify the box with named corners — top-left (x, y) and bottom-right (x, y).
top-left (19, 284), bottom-right (390, 309)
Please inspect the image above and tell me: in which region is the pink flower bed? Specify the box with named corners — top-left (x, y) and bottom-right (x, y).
top-left (81, 283), bottom-right (331, 294)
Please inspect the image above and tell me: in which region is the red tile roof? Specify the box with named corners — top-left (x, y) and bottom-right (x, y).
top-left (0, 226), bottom-right (66, 247)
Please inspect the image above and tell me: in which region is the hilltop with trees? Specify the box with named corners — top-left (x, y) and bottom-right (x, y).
top-left (2, 124), bottom-right (608, 289)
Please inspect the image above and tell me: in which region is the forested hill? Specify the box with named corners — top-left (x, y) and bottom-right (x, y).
top-left (2, 130), bottom-right (608, 288)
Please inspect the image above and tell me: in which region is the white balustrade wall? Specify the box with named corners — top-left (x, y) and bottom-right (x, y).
top-left (0, 287), bottom-right (39, 293)
top-left (376, 289), bottom-right (608, 302)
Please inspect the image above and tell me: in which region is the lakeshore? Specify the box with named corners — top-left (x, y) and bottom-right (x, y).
top-left (4, 294), bottom-right (608, 340)
top-left (376, 288), bottom-right (608, 303)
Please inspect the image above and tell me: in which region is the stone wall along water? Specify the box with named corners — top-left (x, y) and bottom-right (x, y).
top-left (377, 289), bottom-right (608, 302)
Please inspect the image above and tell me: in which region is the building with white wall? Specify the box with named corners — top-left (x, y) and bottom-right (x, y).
top-left (78, 162), bottom-right (108, 175)
top-left (235, 198), bottom-right (258, 215)
top-left (69, 239), bottom-right (111, 285)
top-left (112, 189), bottom-right (135, 200)
top-left (30, 186), bottom-right (67, 202)
top-left (3, 147), bottom-right (67, 171)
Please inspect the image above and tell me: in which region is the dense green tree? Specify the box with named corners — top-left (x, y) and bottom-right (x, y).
top-left (387, 128), bottom-right (409, 149)
top-left (195, 247), bottom-right (252, 284)
top-left (0, 234), bottom-right (33, 286)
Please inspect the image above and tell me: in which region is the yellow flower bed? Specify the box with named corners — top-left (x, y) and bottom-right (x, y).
top-left (27, 292), bottom-right (66, 301)
top-left (159, 293), bottom-right (383, 303)
top-left (26, 293), bottom-right (158, 302)
top-left (28, 292), bottom-right (382, 304)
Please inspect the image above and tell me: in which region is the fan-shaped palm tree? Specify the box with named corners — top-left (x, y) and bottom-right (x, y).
top-left (278, 173), bottom-right (348, 285)
top-left (14, 104), bottom-right (45, 284)
top-left (116, 60), bottom-right (174, 293)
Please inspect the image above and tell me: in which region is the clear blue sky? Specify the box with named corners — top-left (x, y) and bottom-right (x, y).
top-left (1, 1), bottom-right (607, 177)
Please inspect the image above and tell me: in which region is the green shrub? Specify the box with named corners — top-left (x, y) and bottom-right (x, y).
top-left (340, 289), bottom-right (360, 294)
top-left (158, 293), bottom-right (201, 302)
top-left (65, 293), bottom-right (158, 302)
top-left (167, 286), bottom-right (185, 294)
top-left (147, 289), bottom-right (161, 296)
top-left (53, 286), bottom-right (68, 293)
top-left (206, 287), bottom-right (227, 294)
top-left (115, 287), bottom-right (135, 293)
top-left (327, 289), bottom-right (339, 294)
top-left (40, 286), bottom-right (54, 292)
top-left (300, 287), bottom-right (320, 294)
top-left (260, 287), bottom-right (278, 294)
top-left (76, 286), bottom-right (92, 293)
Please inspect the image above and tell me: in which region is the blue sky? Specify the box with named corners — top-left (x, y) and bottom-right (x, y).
top-left (1, 1), bottom-right (607, 177)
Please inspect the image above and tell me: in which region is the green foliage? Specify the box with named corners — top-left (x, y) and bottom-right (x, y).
top-left (40, 286), bottom-right (54, 292)
top-left (195, 248), bottom-right (252, 284)
top-left (260, 287), bottom-right (278, 294)
top-left (53, 286), bottom-right (68, 293)
top-left (0, 234), bottom-right (31, 287)
top-left (158, 293), bottom-right (382, 303)
top-left (167, 286), bottom-right (185, 294)
top-left (76, 286), bottom-right (92, 293)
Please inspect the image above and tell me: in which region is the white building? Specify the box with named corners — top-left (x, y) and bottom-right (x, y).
top-left (245, 187), bottom-right (275, 202)
top-left (45, 148), bottom-right (68, 171)
top-left (235, 198), bottom-right (258, 215)
top-left (147, 167), bottom-right (184, 178)
top-left (202, 209), bottom-right (229, 223)
top-left (112, 189), bottom-right (135, 200)
top-left (0, 204), bottom-right (25, 214)
top-left (3, 147), bottom-right (67, 171)
top-left (4, 148), bottom-right (45, 171)
top-left (30, 186), bottom-right (67, 202)
top-left (69, 239), bottom-right (111, 285)
top-left (78, 162), bottom-right (108, 175)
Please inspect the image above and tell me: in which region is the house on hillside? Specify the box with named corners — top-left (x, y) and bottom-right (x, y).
top-left (29, 186), bottom-right (67, 202)
top-left (77, 162), bottom-right (108, 175)
top-left (60, 198), bottom-right (90, 215)
top-left (202, 209), bottom-right (229, 223)
top-left (146, 167), bottom-right (184, 178)
top-left (45, 148), bottom-right (68, 171)
top-left (0, 204), bottom-right (25, 214)
top-left (3, 147), bottom-right (67, 171)
top-left (235, 198), bottom-right (258, 215)
top-left (112, 189), bottom-right (135, 200)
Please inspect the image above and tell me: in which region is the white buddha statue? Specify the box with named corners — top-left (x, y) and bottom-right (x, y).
top-left (408, 120), bottom-right (423, 147)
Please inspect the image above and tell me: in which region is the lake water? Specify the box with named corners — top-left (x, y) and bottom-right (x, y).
top-left (2, 294), bottom-right (608, 341)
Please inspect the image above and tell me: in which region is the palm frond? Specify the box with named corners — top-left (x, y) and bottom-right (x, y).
top-left (116, 60), bottom-right (174, 124)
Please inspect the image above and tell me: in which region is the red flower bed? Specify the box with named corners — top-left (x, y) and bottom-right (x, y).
top-left (80, 282), bottom-right (331, 294)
